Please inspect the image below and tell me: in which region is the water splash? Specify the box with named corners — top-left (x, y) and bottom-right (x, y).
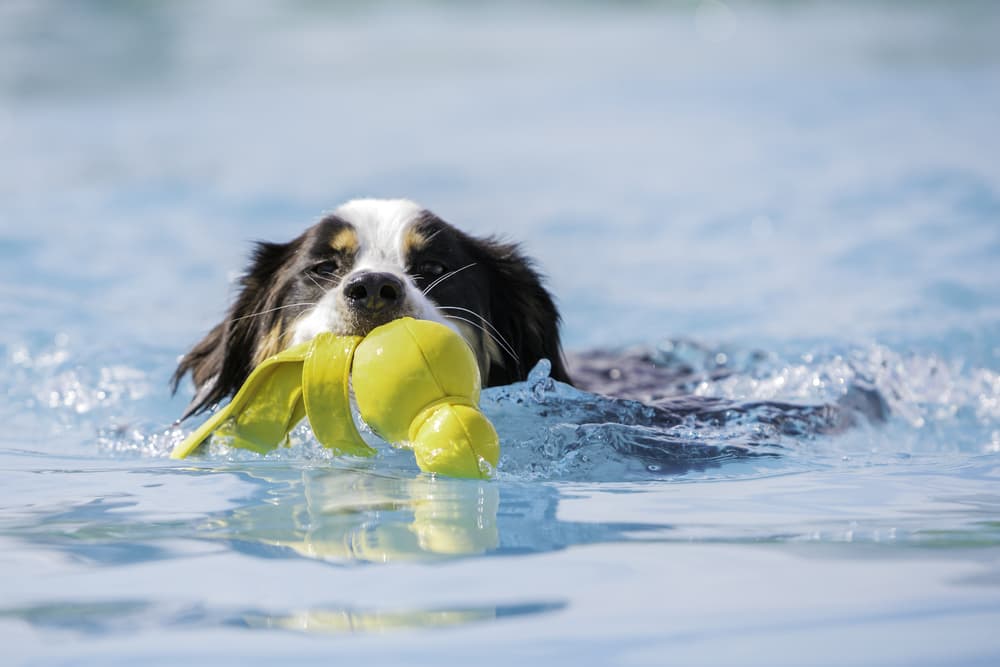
top-left (3, 333), bottom-right (998, 480)
top-left (539, 338), bottom-right (998, 475)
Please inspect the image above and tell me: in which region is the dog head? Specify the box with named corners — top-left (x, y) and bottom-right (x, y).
top-left (173, 198), bottom-right (570, 418)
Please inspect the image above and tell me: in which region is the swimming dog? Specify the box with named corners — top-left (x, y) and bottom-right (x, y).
top-left (172, 198), bottom-right (571, 419)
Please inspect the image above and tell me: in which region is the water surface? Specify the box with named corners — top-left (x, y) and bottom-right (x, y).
top-left (2, 2), bottom-right (999, 665)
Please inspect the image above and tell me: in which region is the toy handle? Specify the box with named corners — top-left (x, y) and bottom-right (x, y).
top-left (408, 402), bottom-right (500, 479)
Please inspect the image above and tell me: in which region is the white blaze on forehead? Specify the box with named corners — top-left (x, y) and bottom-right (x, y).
top-left (290, 197), bottom-right (460, 347)
top-left (334, 198), bottom-right (424, 270)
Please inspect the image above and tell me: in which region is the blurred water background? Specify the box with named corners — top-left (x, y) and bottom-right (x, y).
top-left (2, 1), bottom-right (999, 665)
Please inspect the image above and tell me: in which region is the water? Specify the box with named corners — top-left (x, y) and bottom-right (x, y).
top-left (2, 1), bottom-right (1000, 664)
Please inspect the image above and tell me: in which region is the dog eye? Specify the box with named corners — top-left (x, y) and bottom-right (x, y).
top-left (416, 260), bottom-right (446, 278)
top-left (310, 260), bottom-right (340, 276)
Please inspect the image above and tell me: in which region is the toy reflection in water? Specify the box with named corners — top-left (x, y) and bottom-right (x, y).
top-left (218, 467), bottom-right (499, 563)
top-left (293, 471), bottom-right (498, 561)
top-left (237, 601), bottom-right (566, 635)
top-left (210, 463), bottom-right (669, 564)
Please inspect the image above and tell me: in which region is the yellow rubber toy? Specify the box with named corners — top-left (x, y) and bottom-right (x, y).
top-left (171, 318), bottom-right (500, 479)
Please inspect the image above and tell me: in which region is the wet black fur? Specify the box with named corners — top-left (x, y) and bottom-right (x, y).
top-left (409, 213), bottom-right (571, 387)
top-left (467, 236), bottom-right (571, 387)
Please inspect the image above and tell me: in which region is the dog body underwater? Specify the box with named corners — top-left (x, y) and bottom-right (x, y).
top-left (172, 198), bottom-right (571, 420)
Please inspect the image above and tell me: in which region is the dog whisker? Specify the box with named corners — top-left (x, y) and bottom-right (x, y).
top-left (437, 305), bottom-right (520, 363)
top-left (443, 313), bottom-right (520, 366)
top-left (312, 273), bottom-right (340, 287)
top-left (422, 228), bottom-right (444, 245)
top-left (231, 302), bottom-right (318, 323)
top-left (423, 262), bottom-right (477, 296)
top-left (304, 273), bottom-right (326, 291)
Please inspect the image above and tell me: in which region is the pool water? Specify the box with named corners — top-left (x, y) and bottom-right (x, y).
top-left (2, 2), bottom-right (1000, 664)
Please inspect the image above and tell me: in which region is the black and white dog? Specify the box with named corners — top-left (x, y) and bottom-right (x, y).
top-left (172, 198), bottom-right (572, 420)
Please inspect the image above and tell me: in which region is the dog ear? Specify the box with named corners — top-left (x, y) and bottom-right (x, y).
top-left (170, 321), bottom-right (225, 420)
top-left (171, 240), bottom-right (297, 420)
top-left (474, 238), bottom-right (572, 386)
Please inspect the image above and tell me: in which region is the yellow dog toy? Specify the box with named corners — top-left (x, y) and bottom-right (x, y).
top-left (171, 318), bottom-right (500, 479)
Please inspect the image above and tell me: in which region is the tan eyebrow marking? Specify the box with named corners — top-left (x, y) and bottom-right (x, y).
top-left (329, 227), bottom-right (359, 254)
top-left (402, 226), bottom-right (429, 258)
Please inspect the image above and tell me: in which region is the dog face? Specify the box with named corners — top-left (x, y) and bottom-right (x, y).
top-left (173, 199), bottom-right (570, 419)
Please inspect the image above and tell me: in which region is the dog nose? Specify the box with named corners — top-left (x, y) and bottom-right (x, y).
top-left (343, 272), bottom-right (405, 312)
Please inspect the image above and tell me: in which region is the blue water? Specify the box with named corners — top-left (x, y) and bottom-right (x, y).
top-left (3, 2), bottom-right (1000, 664)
